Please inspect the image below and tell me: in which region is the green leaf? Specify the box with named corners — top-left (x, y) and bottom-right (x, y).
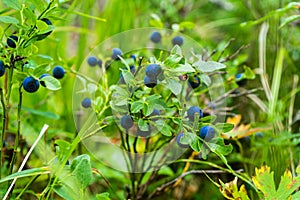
top-left (280, 15), bottom-right (300, 28)
top-left (55, 140), bottom-right (71, 162)
top-left (179, 21), bottom-right (195, 30)
top-left (40, 76), bottom-right (62, 91)
top-left (3, 0), bottom-right (21, 10)
top-left (200, 74), bottom-right (211, 86)
top-left (243, 66), bottom-right (255, 79)
top-left (208, 138), bottom-right (233, 156)
top-left (0, 16), bottom-right (19, 24)
top-left (120, 69), bottom-right (136, 86)
top-left (200, 115), bottom-right (217, 123)
top-left (193, 60), bottom-right (226, 73)
top-left (215, 123), bottom-right (234, 133)
top-left (190, 137), bottom-right (201, 152)
top-left (0, 167), bottom-right (50, 183)
top-left (138, 119), bottom-right (149, 131)
top-left (174, 63), bottom-right (195, 73)
top-left (70, 154), bottom-right (92, 190)
top-left (131, 101), bottom-right (143, 113)
top-left (96, 192), bottom-right (111, 200)
top-left (158, 166), bottom-right (175, 176)
top-left (170, 45), bottom-right (183, 56)
top-left (167, 78), bottom-right (182, 95)
top-left (155, 119), bottom-right (172, 136)
top-left (22, 106), bottom-right (60, 120)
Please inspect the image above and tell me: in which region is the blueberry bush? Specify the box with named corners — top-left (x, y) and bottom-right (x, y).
top-left (0, 0), bottom-right (300, 200)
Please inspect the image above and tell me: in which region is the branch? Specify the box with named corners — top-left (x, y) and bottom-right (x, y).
top-left (148, 169), bottom-right (244, 199)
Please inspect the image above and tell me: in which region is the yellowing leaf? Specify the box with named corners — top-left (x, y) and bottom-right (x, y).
top-left (219, 177), bottom-right (250, 200)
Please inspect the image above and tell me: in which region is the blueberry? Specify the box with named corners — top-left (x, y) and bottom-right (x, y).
top-left (255, 132), bottom-right (264, 139)
top-left (188, 76), bottom-right (200, 89)
top-left (0, 60), bottom-right (6, 77)
top-left (199, 126), bottom-right (215, 140)
top-left (235, 73), bottom-right (247, 87)
top-left (39, 74), bottom-right (50, 87)
top-left (111, 48), bottom-right (122, 60)
top-left (87, 56), bottom-right (98, 67)
top-left (137, 125), bottom-right (152, 137)
top-left (23, 76), bottom-right (40, 93)
top-left (150, 109), bottom-right (160, 120)
top-left (81, 98), bottom-right (92, 108)
top-left (130, 54), bottom-right (136, 62)
top-left (36, 18), bottom-right (53, 41)
top-left (150, 31), bottom-right (161, 43)
top-left (187, 106), bottom-right (203, 121)
top-left (7, 35), bottom-right (18, 48)
top-left (98, 59), bottom-right (103, 67)
top-left (129, 65), bottom-right (136, 74)
top-left (120, 115), bottom-right (133, 130)
top-left (52, 66), bottom-right (65, 79)
top-left (144, 76), bottom-right (157, 88)
top-left (176, 133), bottom-right (189, 148)
top-left (172, 36), bottom-right (184, 46)
top-left (145, 64), bottom-right (162, 78)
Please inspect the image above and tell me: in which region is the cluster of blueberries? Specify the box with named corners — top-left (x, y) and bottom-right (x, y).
top-left (0, 60), bottom-right (65, 93)
top-left (0, 18), bottom-right (63, 93)
top-left (150, 31), bottom-right (184, 46)
top-left (23, 66), bottom-right (65, 93)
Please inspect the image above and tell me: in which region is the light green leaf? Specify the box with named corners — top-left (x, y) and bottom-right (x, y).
top-left (174, 63), bottom-right (195, 73)
top-left (280, 15), bottom-right (300, 28)
top-left (0, 167), bottom-right (50, 183)
top-left (41, 76), bottom-right (62, 91)
top-left (243, 66), bottom-right (255, 79)
top-left (96, 192), bottom-right (111, 200)
top-left (138, 119), bottom-right (149, 131)
top-left (179, 21), bottom-right (195, 30)
top-left (3, 0), bottom-right (21, 10)
top-left (215, 123), bottom-right (234, 133)
top-left (193, 60), bottom-right (226, 73)
top-left (170, 45), bottom-right (182, 56)
top-left (0, 16), bottom-right (19, 24)
top-left (200, 74), bottom-right (211, 86)
top-left (22, 106), bottom-right (60, 120)
top-left (167, 78), bottom-right (182, 95)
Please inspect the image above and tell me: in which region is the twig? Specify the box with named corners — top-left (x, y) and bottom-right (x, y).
top-left (3, 124), bottom-right (49, 200)
top-left (220, 44), bottom-right (250, 63)
top-left (217, 38), bottom-right (235, 61)
top-left (148, 169), bottom-right (244, 199)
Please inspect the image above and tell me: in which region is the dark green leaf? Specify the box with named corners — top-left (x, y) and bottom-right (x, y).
top-left (70, 154), bottom-right (92, 190)
top-left (131, 101), bottom-right (143, 113)
top-left (215, 123), bottom-right (234, 133)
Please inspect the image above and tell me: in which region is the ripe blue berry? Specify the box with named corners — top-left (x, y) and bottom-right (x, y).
top-left (144, 76), bottom-right (157, 88)
top-left (120, 115), bottom-right (133, 129)
top-left (81, 98), bottom-right (92, 108)
top-left (7, 35), bottom-right (18, 48)
top-left (23, 76), bottom-right (40, 93)
top-left (130, 54), bottom-right (136, 62)
top-left (0, 60), bottom-right (6, 77)
top-left (87, 56), bottom-right (98, 67)
top-left (111, 48), bottom-right (123, 60)
top-left (172, 36), bottom-right (184, 46)
top-left (137, 125), bottom-right (152, 137)
top-left (130, 65), bottom-right (136, 74)
top-left (176, 132), bottom-right (189, 148)
top-left (199, 126), bottom-right (215, 140)
top-left (52, 66), bottom-right (65, 79)
top-left (150, 31), bottom-right (161, 43)
top-left (39, 74), bottom-right (50, 87)
top-left (188, 76), bottom-right (200, 89)
top-left (235, 73), bottom-right (247, 87)
top-left (187, 106), bottom-right (203, 121)
top-left (98, 59), bottom-right (103, 67)
top-left (145, 64), bottom-right (162, 78)
top-left (36, 18), bottom-right (53, 41)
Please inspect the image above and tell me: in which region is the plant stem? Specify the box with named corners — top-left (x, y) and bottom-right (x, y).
top-left (0, 88), bottom-right (6, 179)
top-left (15, 175), bottom-right (40, 199)
top-left (9, 84), bottom-right (23, 174)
